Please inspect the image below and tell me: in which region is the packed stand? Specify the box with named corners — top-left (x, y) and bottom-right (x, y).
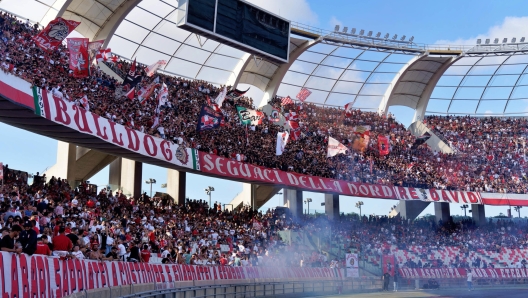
top-left (1, 12), bottom-right (528, 194)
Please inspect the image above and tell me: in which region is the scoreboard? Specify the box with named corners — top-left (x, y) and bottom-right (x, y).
top-left (177, 0), bottom-right (290, 63)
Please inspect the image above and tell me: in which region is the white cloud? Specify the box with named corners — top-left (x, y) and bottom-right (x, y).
top-left (435, 16), bottom-right (528, 45)
top-left (246, 0), bottom-right (319, 26)
top-left (328, 16), bottom-right (343, 30)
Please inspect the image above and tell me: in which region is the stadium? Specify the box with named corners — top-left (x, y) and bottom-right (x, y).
top-left (0, 0), bottom-right (528, 297)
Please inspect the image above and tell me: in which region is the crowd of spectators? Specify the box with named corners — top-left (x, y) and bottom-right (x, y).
top-left (1, 12), bottom-right (528, 194)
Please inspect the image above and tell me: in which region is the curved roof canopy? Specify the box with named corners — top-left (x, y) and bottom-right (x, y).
top-left (4, 0), bottom-right (528, 116)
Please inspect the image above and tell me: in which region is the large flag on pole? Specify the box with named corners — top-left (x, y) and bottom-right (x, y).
top-left (123, 58), bottom-right (143, 100)
top-left (296, 88), bottom-right (312, 102)
top-left (33, 17), bottom-right (80, 51)
top-left (96, 48), bottom-right (111, 62)
top-left (344, 102), bottom-right (353, 116)
top-left (197, 106), bottom-right (224, 131)
top-left (378, 135), bottom-right (390, 156)
top-left (145, 60), bottom-right (167, 77)
top-left (327, 137), bottom-right (348, 157)
top-left (67, 38), bottom-right (89, 78)
top-left (236, 106), bottom-right (264, 126)
top-left (276, 131), bottom-right (289, 156)
top-left (137, 77), bottom-right (160, 104)
top-left (281, 96), bottom-right (293, 106)
top-left (214, 86), bottom-right (228, 107)
top-left (226, 87), bottom-right (250, 100)
top-left (88, 40), bottom-right (105, 64)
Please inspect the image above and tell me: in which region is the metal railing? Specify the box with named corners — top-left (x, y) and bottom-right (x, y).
top-left (398, 277), bottom-right (528, 291)
top-left (66, 278), bottom-right (383, 298)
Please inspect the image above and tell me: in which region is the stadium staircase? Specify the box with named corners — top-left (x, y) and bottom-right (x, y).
top-left (408, 120), bottom-right (454, 154)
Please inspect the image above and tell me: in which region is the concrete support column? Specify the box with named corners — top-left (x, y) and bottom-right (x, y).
top-left (434, 202), bottom-right (450, 224)
top-left (109, 158), bottom-right (142, 198)
top-left (167, 169), bottom-right (186, 205)
top-left (283, 188), bottom-right (302, 218)
top-left (472, 204), bottom-right (486, 226)
top-left (398, 201), bottom-right (430, 220)
top-left (325, 194), bottom-right (340, 220)
top-left (47, 141), bottom-right (77, 187)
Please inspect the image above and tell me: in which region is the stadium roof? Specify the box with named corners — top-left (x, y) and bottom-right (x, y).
top-left (3, 0), bottom-right (528, 117)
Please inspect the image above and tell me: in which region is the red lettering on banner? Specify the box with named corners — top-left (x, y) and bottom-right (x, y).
top-left (467, 192), bottom-right (479, 204)
top-left (397, 187), bottom-right (409, 199)
top-left (409, 188), bottom-right (420, 200)
top-left (19, 253), bottom-right (29, 298)
top-left (72, 105), bottom-right (93, 133)
top-left (448, 191), bottom-right (460, 203)
top-left (157, 265), bottom-right (166, 282)
top-left (117, 262), bottom-right (128, 285)
top-left (30, 257), bottom-right (39, 298)
top-left (91, 262), bottom-right (101, 288)
top-left (125, 127), bottom-right (140, 151)
top-left (99, 263), bottom-right (108, 287)
top-left (211, 266), bottom-right (219, 280)
top-left (429, 189), bottom-right (440, 201)
top-left (164, 265), bottom-right (172, 282)
top-left (160, 141), bottom-right (173, 161)
top-left (91, 114), bottom-right (109, 140)
top-left (110, 263), bottom-right (119, 286)
top-left (53, 258), bottom-right (62, 298)
top-left (441, 190), bottom-right (451, 203)
top-left (128, 263), bottom-right (137, 284)
top-left (74, 259), bottom-right (84, 292)
top-left (108, 121), bottom-right (124, 146)
top-left (135, 263), bottom-right (145, 283)
top-left (53, 97), bottom-right (71, 125)
top-left (67, 260), bottom-right (76, 294)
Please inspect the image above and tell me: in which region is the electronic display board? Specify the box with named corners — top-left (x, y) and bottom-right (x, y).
top-left (177, 0), bottom-right (290, 63)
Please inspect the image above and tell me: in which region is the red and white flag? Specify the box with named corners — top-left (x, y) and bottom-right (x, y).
top-left (327, 137), bottom-right (348, 157)
top-left (214, 86), bottom-right (228, 107)
top-left (157, 82), bottom-right (169, 107)
top-left (285, 111), bottom-right (298, 121)
top-left (88, 40), bottom-right (105, 64)
top-left (344, 102), bottom-right (353, 116)
top-left (96, 48), bottom-right (111, 62)
top-left (67, 38), bottom-right (89, 78)
top-left (281, 96), bottom-right (293, 106)
top-left (138, 77), bottom-right (160, 104)
top-left (296, 88), bottom-right (312, 102)
top-left (32, 17), bottom-right (80, 51)
top-left (79, 95), bottom-right (89, 110)
top-left (276, 131), bottom-right (289, 156)
top-left (145, 60), bottom-right (167, 77)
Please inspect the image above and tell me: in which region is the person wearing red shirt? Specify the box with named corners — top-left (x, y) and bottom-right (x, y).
top-left (34, 237), bottom-right (51, 256)
top-left (140, 245), bottom-right (151, 263)
top-left (219, 255), bottom-right (228, 266)
top-left (53, 227), bottom-right (73, 253)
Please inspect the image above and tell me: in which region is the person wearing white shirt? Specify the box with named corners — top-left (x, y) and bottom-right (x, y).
top-left (117, 241), bottom-right (127, 261)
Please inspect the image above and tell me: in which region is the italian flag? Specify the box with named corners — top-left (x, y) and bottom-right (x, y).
top-left (191, 149), bottom-right (200, 171)
top-left (32, 86), bottom-right (50, 119)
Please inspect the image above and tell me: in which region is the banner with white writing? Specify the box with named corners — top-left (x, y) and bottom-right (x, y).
top-left (399, 267), bottom-right (528, 280)
top-left (236, 106), bottom-right (264, 126)
top-left (32, 88), bottom-right (198, 170)
top-left (0, 252), bottom-right (341, 297)
top-left (67, 38), bottom-right (90, 78)
top-left (345, 253), bottom-right (359, 278)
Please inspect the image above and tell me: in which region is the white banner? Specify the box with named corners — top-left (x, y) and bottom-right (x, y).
top-left (37, 90), bottom-right (198, 170)
top-left (346, 253), bottom-right (359, 278)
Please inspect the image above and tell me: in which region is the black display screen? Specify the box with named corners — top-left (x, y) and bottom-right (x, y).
top-left (216, 0), bottom-right (289, 60)
top-left (186, 0), bottom-right (216, 32)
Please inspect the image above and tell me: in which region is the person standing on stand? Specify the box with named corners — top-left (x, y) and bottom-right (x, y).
top-left (382, 272), bottom-right (390, 291)
top-left (467, 269), bottom-right (473, 291)
top-left (393, 271), bottom-right (398, 292)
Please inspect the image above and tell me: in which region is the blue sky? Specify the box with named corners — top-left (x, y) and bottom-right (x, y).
top-left (1, 0), bottom-right (527, 218)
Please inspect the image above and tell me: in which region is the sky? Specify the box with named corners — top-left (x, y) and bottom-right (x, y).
top-left (1, 0), bottom-right (528, 218)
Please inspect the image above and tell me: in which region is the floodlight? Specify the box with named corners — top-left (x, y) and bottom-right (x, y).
top-left (485, 39), bottom-right (490, 44)
top-left (384, 33), bottom-right (389, 39)
top-left (334, 25), bottom-right (340, 32)
top-left (503, 38), bottom-right (508, 43)
top-left (367, 31), bottom-right (373, 37)
top-left (351, 28), bottom-right (356, 34)
top-left (400, 35), bottom-right (406, 41)
top-left (521, 37), bottom-right (525, 42)
top-left (376, 32), bottom-right (381, 38)
top-left (494, 38), bottom-right (499, 44)
top-left (359, 29), bottom-right (365, 36)
top-left (409, 36), bottom-right (414, 42)
top-left (392, 34), bottom-right (397, 40)
top-left (343, 26), bottom-right (348, 33)
top-left (476, 39), bottom-right (481, 44)
top-left (512, 37), bottom-right (517, 43)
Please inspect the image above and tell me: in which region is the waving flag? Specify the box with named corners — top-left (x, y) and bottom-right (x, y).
top-left (96, 48), bottom-right (111, 62)
top-left (226, 87), bottom-right (250, 99)
top-left (412, 132), bottom-right (431, 149)
top-left (214, 86), bottom-right (228, 107)
top-left (67, 38), bottom-right (89, 78)
top-left (79, 95), bottom-right (89, 110)
top-left (197, 106), bottom-right (224, 131)
top-left (236, 106), bottom-right (264, 125)
top-left (276, 131), bottom-right (290, 156)
top-left (123, 58), bottom-right (143, 100)
top-left (281, 96), bottom-right (293, 106)
top-left (137, 77), bottom-right (160, 104)
top-left (344, 102), bottom-right (353, 116)
top-left (328, 137), bottom-right (348, 157)
top-left (33, 17), bottom-right (80, 51)
top-left (157, 83), bottom-right (169, 107)
top-left (88, 40), bottom-right (105, 64)
top-left (145, 60), bottom-right (167, 77)
top-left (378, 135), bottom-right (390, 156)
top-left (296, 88), bottom-right (312, 102)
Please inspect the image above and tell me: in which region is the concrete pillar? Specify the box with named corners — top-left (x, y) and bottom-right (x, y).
top-left (109, 158), bottom-right (142, 198)
top-left (167, 169), bottom-right (186, 205)
top-left (325, 194), bottom-right (340, 220)
top-left (283, 188), bottom-right (302, 218)
top-left (397, 201), bottom-right (430, 220)
top-left (434, 202), bottom-right (450, 224)
top-left (45, 141), bottom-right (77, 186)
top-left (472, 204), bottom-right (486, 226)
